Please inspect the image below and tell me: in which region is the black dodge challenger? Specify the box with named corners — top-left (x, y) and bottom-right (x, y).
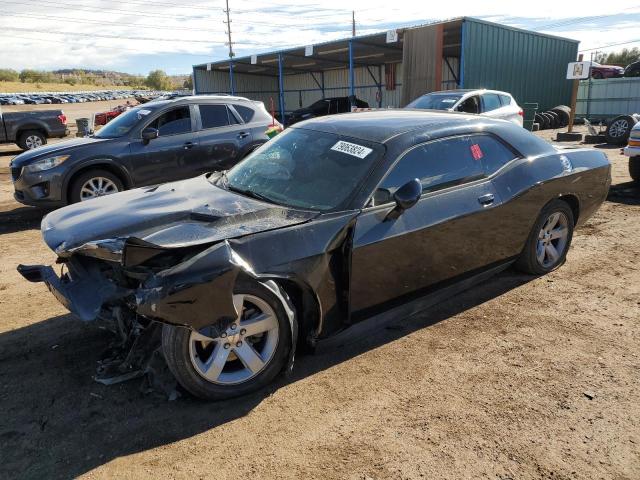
top-left (19, 111), bottom-right (611, 400)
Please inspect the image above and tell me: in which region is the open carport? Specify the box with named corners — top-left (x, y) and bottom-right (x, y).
top-left (193, 17), bottom-right (578, 123)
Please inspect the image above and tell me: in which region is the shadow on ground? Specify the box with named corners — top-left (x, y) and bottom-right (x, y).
top-left (0, 269), bottom-right (533, 479)
top-left (607, 181), bottom-right (640, 206)
top-left (0, 205), bottom-right (47, 234)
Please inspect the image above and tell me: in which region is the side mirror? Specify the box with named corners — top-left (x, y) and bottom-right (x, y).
top-left (141, 127), bottom-right (159, 144)
top-left (386, 178), bottom-right (422, 220)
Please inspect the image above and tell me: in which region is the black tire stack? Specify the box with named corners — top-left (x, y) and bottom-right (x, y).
top-left (533, 105), bottom-right (572, 131)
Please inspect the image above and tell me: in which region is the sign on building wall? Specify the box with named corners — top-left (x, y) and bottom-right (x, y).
top-left (305, 45), bottom-right (314, 56)
top-left (386, 30), bottom-right (398, 43)
top-left (566, 61), bottom-right (590, 80)
top-left (206, 63), bottom-right (212, 71)
top-left (251, 55), bottom-right (257, 65)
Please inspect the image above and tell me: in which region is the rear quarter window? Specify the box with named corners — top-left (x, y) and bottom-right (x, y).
top-left (499, 94), bottom-right (512, 106)
top-left (233, 104), bottom-right (255, 123)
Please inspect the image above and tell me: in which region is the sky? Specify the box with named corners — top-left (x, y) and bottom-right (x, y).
top-left (1, 0), bottom-right (639, 75)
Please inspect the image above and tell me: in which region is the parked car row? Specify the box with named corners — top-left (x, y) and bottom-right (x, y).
top-left (588, 59), bottom-right (640, 79)
top-left (0, 90), bottom-right (170, 105)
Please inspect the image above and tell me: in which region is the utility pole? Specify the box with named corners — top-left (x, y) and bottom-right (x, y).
top-left (223, 0), bottom-right (235, 95)
top-left (352, 10), bottom-right (355, 36)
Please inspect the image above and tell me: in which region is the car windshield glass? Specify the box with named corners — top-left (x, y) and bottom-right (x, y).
top-left (220, 128), bottom-right (383, 211)
top-left (94, 107), bottom-right (155, 138)
top-left (406, 93), bottom-right (464, 110)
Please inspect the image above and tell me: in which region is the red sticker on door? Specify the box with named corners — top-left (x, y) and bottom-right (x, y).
top-left (470, 144), bottom-right (483, 160)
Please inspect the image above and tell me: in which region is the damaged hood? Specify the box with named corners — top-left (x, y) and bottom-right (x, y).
top-left (41, 174), bottom-right (318, 255)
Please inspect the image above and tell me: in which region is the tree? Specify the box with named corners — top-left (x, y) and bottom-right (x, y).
top-left (595, 47), bottom-right (640, 66)
top-left (145, 69), bottom-right (174, 90)
top-left (0, 68), bottom-right (19, 82)
top-left (183, 75), bottom-right (193, 90)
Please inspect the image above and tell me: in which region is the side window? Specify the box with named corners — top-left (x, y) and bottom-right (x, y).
top-left (374, 136), bottom-right (486, 204)
top-left (199, 104), bottom-right (231, 129)
top-left (498, 94), bottom-right (511, 106)
top-left (482, 93), bottom-right (502, 112)
top-left (457, 96), bottom-right (480, 114)
top-left (472, 135), bottom-right (519, 176)
top-left (233, 104), bottom-right (255, 123)
top-left (148, 106), bottom-right (191, 136)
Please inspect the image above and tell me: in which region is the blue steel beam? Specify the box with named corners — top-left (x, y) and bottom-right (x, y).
top-left (278, 53), bottom-right (286, 125)
top-left (348, 39), bottom-right (355, 106)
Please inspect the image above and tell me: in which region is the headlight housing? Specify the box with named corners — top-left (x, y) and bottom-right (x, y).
top-left (25, 155), bottom-right (70, 173)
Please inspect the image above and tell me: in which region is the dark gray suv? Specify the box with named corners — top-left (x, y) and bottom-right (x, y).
top-left (10, 95), bottom-right (278, 208)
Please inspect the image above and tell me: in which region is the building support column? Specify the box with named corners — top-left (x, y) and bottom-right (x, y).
top-left (278, 53), bottom-right (286, 125)
top-left (348, 39), bottom-right (355, 107)
top-left (229, 61), bottom-right (236, 95)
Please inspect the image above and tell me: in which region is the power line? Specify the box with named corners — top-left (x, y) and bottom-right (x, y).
top-left (579, 39), bottom-right (640, 52)
top-left (3, 0), bottom-right (203, 20)
top-left (3, 33), bottom-right (219, 57)
top-left (1, 25), bottom-right (226, 44)
top-left (1, 11), bottom-right (223, 32)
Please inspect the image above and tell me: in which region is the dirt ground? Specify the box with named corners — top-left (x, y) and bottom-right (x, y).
top-left (0, 121), bottom-right (638, 479)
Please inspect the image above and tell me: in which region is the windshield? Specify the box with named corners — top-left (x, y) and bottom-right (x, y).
top-left (94, 106), bottom-right (155, 138)
top-left (405, 93), bottom-right (464, 110)
top-left (221, 128), bottom-right (383, 211)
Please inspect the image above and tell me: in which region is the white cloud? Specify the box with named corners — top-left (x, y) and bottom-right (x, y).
top-left (0, 0), bottom-right (638, 73)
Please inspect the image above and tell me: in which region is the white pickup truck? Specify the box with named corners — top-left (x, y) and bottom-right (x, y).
top-left (623, 121), bottom-right (640, 183)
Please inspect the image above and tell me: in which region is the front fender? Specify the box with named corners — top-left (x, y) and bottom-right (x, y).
top-left (135, 241), bottom-right (242, 330)
top-left (62, 157), bottom-right (133, 192)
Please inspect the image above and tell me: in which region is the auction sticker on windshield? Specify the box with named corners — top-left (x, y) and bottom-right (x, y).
top-left (331, 141), bottom-right (373, 159)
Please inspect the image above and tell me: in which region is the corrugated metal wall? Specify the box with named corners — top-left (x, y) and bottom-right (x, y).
top-left (195, 64), bottom-right (404, 111)
top-left (194, 68), bottom-right (278, 107)
top-left (283, 65), bottom-right (403, 110)
top-left (576, 77), bottom-right (640, 119)
top-left (442, 57), bottom-right (460, 90)
top-left (401, 25), bottom-right (439, 105)
top-left (461, 18), bottom-right (578, 111)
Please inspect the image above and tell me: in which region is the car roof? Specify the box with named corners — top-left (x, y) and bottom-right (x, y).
top-left (422, 89), bottom-right (512, 97)
top-left (293, 110), bottom-right (509, 143)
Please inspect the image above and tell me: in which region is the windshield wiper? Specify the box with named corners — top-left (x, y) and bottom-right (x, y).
top-left (226, 184), bottom-right (279, 205)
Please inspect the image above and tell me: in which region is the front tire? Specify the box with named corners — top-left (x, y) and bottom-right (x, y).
top-left (162, 279), bottom-right (292, 401)
top-left (630, 156), bottom-right (640, 184)
top-left (515, 200), bottom-right (575, 275)
top-left (69, 169), bottom-right (123, 203)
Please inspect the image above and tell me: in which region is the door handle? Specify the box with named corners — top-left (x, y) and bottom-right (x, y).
top-left (477, 193), bottom-right (495, 205)
top-left (237, 132), bottom-right (249, 139)
top-left (183, 142), bottom-right (195, 150)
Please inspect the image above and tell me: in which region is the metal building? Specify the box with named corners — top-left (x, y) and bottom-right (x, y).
top-left (193, 17), bottom-right (578, 123)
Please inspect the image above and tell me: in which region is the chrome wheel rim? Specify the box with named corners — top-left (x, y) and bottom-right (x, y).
top-left (80, 177), bottom-right (119, 201)
top-left (609, 119), bottom-right (629, 138)
top-left (536, 212), bottom-right (569, 268)
top-left (189, 294), bottom-right (279, 385)
top-left (25, 135), bottom-right (43, 149)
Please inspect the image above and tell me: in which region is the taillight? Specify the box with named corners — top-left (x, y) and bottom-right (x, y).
top-left (57, 114), bottom-right (67, 124)
top-left (518, 110), bottom-right (524, 117)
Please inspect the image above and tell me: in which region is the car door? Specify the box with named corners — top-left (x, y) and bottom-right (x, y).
top-left (349, 134), bottom-right (515, 319)
top-left (195, 104), bottom-right (253, 172)
top-left (455, 95), bottom-right (481, 114)
top-left (127, 104), bottom-right (200, 185)
top-left (480, 92), bottom-right (506, 120)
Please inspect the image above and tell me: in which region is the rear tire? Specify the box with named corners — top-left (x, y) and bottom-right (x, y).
top-left (162, 279), bottom-right (292, 401)
top-left (515, 200), bottom-right (575, 275)
top-left (630, 156), bottom-right (640, 184)
top-left (17, 130), bottom-right (46, 150)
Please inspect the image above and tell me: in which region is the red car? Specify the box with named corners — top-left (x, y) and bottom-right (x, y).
top-left (94, 102), bottom-right (136, 126)
top-left (590, 61), bottom-right (624, 79)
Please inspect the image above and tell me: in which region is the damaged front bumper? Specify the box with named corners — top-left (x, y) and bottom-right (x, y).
top-left (17, 261), bottom-right (130, 322)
